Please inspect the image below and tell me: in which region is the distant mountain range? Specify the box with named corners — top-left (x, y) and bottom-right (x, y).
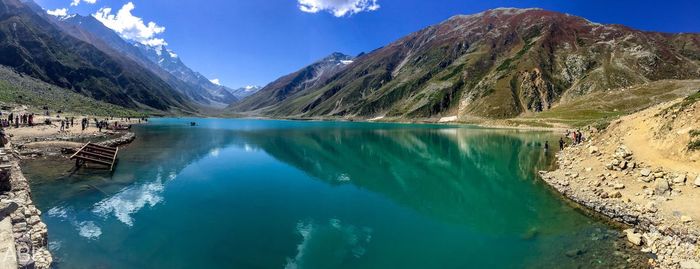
top-left (55, 12), bottom-right (240, 108)
top-left (0, 0), bottom-right (252, 113)
top-left (0, 0), bottom-right (193, 111)
top-left (232, 8), bottom-right (700, 119)
top-left (1, 1), bottom-right (698, 119)
top-left (226, 85), bottom-right (262, 100)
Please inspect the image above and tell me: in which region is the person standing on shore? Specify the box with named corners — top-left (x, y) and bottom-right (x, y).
top-left (559, 137), bottom-right (565, 150)
top-left (8, 113), bottom-right (13, 125)
top-left (0, 126), bottom-right (6, 148)
top-left (544, 141), bottom-right (549, 152)
top-left (576, 130), bottom-right (583, 144)
top-left (60, 120), bottom-right (65, 132)
top-left (14, 116), bottom-right (18, 128)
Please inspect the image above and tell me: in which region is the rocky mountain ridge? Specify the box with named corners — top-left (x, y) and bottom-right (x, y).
top-left (232, 8), bottom-right (700, 120)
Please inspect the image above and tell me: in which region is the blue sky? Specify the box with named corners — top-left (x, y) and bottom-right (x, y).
top-left (35, 0), bottom-right (700, 89)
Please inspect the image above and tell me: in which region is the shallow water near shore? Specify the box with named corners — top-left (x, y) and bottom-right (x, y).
top-left (23, 118), bottom-right (647, 268)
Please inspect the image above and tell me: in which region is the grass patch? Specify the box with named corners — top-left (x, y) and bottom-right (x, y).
top-left (496, 41), bottom-right (535, 72)
top-left (688, 139), bottom-right (700, 151)
top-left (690, 129), bottom-right (700, 137)
top-left (662, 91), bottom-right (700, 115)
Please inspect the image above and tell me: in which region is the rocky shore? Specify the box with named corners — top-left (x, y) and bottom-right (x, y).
top-left (0, 150), bottom-right (52, 269)
top-left (96, 132), bottom-right (136, 148)
top-left (541, 144), bottom-right (700, 268)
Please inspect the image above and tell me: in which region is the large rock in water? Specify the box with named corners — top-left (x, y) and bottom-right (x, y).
top-left (655, 178), bottom-right (671, 195)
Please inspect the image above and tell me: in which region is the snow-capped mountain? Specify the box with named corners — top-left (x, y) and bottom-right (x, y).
top-left (227, 85), bottom-right (262, 100)
top-left (49, 10), bottom-right (238, 108)
top-left (132, 43), bottom-right (239, 107)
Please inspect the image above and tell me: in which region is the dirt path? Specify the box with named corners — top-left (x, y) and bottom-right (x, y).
top-left (542, 97), bottom-right (700, 268)
top-left (617, 102), bottom-right (700, 174)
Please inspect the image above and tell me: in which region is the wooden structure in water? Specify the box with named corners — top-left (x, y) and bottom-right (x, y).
top-left (70, 143), bottom-right (119, 171)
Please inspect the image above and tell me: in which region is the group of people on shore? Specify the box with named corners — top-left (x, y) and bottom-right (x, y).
top-left (0, 112), bottom-right (35, 128)
top-left (545, 129), bottom-right (587, 153)
top-left (551, 129), bottom-right (586, 151)
top-left (567, 129), bottom-right (585, 145)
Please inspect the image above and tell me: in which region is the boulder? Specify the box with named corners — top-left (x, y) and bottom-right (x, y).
top-left (695, 175), bottom-right (700, 187)
top-left (654, 172), bottom-right (665, 179)
top-left (655, 178), bottom-right (671, 195)
top-left (640, 169), bottom-right (651, 177)
top-left (615, 146), bottom-right (632, 159)
top-left (619, 161), bottom-right (628, 170)
top-left (624, 229), bottom-right (642, 246)
top-left (613, 183), bottom-right (625, 190)
top-left (589, 146), bottom-right (599, 155)
top-left (681, 216), bottom-right (693, 223)
top-left (612, 159), bottom-right (621, 166)
top-left (17, 253), bottom-right (34, 269)
top-left (608, 191), bottom-right (622, 198)
top-left (673, 174), bottom-right (687, 184)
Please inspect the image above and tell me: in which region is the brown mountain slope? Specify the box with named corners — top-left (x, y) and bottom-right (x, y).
top-left (232, 8), bottom-right (700, 120)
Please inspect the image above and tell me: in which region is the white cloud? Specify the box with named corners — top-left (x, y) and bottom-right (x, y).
top-left (298, 0), bottom-right (379, 17)
top-left (210, 79), bottom-right (221, 85)
top-left (46, 8), bottom-right (68, 17)
top-left (71, 0), bottom-right (97, 7)
top-left (92, 2), bottom-right (167, 47)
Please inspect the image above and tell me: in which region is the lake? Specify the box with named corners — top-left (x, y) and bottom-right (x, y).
top-left (23, 118), bottom-right (645, 268)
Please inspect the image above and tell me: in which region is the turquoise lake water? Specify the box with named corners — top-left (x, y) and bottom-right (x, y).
top-left (23, 118), bottom-right (645, 268)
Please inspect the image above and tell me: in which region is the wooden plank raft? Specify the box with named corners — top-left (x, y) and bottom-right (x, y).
top-left (70, 142), bottom-right (119, 171)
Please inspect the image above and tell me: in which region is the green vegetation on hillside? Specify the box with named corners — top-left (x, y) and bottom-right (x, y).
top-left (0, 67), bottom-right (145, 117)
top-left (525, 80), bottom-right (700, 127)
